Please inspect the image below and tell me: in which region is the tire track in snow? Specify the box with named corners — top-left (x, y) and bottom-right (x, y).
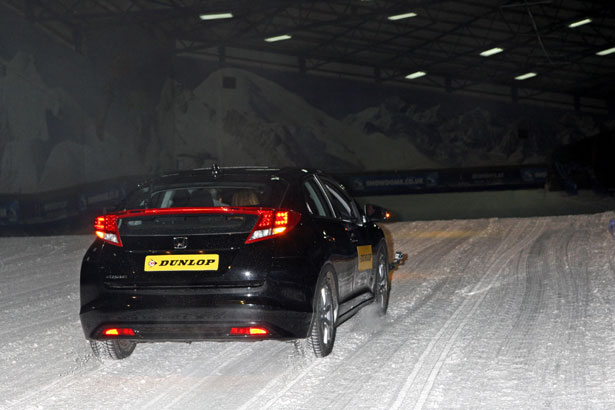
top-left (496, 228), bottom-right (551, 361)
top-left (238, 221), bottom-right (490, 410)
top-left (139, 343), bottom-right (239, 409)
top-left (318, 220), bottom-right (511, 410)
top-left (0, 278), bottom-right (76, 312)
top-left (155, 343), bottom-right (286, 410)
top-left (22, 342), bottom-right (281, 410)
top-left (326, 227), bottom-right (490, 410)
top-left (6, 352), bottom-right (112, 410)
top-left (388, 218), bottom-right (547, 410)
top-left (229, 224), bottom-right (462, 409)
top-left (245, 356), bottom-right (321, 410)
top-left (0, 313), bottom-right (74, 338)
top-left (556, 221), bottom-right (590, 405)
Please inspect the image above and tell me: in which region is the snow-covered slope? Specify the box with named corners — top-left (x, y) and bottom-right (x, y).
top-left (1, 212), bottom-right (615, 409)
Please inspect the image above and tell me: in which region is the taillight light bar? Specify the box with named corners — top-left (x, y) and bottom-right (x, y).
top-left (94, 207), bottom-right (301, 247)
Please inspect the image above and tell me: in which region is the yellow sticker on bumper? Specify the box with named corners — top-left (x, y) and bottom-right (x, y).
top-left (357, 245), bottom-right (373, 271)
top-left (144, 254), bottom-right (219, 271)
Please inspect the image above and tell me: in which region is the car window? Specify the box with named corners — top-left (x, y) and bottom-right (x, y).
top-left (303, 178), bottom-right (333, 217)
top-left (323, 181), bottom-right (359, 222)
top-left (121, 181), bottom-right (284, 210)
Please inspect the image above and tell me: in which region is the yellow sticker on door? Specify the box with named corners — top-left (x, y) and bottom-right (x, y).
top-left (144, 254), bottom-right (219, 271)
top-left (357, 245), bottom-right (373, 271)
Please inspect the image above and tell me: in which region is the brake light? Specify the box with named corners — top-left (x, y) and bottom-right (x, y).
top-left (103, 328), bottom-right (135, 336)
top-left (94, 215), bottom-right (122, 247)
top-left (230, 327), bottom-right (269, 336)
top-left (245, 210), bottom-right (301, 244)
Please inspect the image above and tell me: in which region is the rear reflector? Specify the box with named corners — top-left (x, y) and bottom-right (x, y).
top-left (230, 327), bottom-right (269, 336)
top-left (103, 328), bottom-right (135, 336)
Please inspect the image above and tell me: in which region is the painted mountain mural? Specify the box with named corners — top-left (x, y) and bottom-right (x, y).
top-left (0, 55), bottom-right (603, 193)
top-left (156, 68), bottom-right (439, 173)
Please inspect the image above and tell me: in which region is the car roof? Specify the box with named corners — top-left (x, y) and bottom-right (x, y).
top-left (148, 166), bottom-right (324, 186)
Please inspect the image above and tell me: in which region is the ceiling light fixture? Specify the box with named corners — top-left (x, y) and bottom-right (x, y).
top-left (265, 34), bottom-right (292, 43)
top-left (199, 12), bottom-right (233, 20)
top-left (568, 18), bottom-right (592, 28)
top-left (480, 47), bottom-right (504, 57)
top-left (388, 12), bottom-right (417, 21)
top-left (596, 47), bottom-right (615, 56)
top-left (405, 71), bottom-right (426, 80)
top-left (514, 72), bottom-right (537, 80)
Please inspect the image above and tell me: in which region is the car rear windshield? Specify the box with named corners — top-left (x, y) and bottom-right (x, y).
top-left (119, 177), bottom-right (289, 210)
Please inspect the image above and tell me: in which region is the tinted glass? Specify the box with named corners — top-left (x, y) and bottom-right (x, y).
top-left (303, 178), bottom-right (332, 217)
top-left (323, 181), bottom-right (359, 221)
top-left (120, 179), bottom-right (288, 210)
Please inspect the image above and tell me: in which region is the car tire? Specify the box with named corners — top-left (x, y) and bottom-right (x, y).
top-left (307, 270), bottom-right (338, 358)
top-left (90, 339), bottom-right (136, 360)
top-left (374, 241), bottom-right (390, 316)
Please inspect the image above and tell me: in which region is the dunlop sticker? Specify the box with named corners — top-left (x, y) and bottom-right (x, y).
top-left (144, 254), bottom-right (219, 271)
top-left (357, 245), bottom-right (373, 271)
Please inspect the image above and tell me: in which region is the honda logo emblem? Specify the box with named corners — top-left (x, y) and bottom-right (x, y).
top-left (173, 237), bottom-right (188, 250)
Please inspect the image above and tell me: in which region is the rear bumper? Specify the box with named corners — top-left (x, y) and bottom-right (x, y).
top-left (80, 287), bottom-right (313, 342)
top-left (80, 240), bottom-right (319, 342)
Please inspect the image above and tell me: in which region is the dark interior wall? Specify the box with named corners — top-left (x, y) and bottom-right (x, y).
top-left (0, 4), bottom-right (613, 196)
top-left (166, 56), bottom-right (613, 174)
top-left (0, 4), bottom-right (173, 194)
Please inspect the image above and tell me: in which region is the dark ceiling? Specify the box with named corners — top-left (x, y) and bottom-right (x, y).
top-left (3, 0), bottom-right (615, 112)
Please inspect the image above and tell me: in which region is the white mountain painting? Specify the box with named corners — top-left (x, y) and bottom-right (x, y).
top-left (157, 68), bottom-right (438, 172)
top-left (0, 52), bottom-right (138, 193)
top-left (344, 96), bottom-right (600, 168)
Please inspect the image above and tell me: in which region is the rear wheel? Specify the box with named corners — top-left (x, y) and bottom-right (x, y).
top-left (90, 339), bottom-right (136, 360)
top-left (374, 242), bottom-right (390, 316)
top-left (307, 271), bottom-right (337, 358)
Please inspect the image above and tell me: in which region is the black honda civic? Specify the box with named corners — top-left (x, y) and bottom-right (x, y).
top-left (80, 166), bottom-right (400, 360)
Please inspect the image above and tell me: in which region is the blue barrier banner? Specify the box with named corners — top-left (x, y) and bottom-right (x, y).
top-left (337, 165), bottom-right (547, 196)
top-left (0, 175), bottom-right (145, 230)
top-left (521, 167), bottom-right (549, 184)
top-left (346, 172), bottom-right (439, 195)
top-left (0, 200), bottom-right (19, 225)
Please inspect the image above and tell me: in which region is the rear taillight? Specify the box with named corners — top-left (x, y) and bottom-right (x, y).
top-left (94, 215), bottom-right (122, 247)
top-left (245, 210), bottom-right (301, 244)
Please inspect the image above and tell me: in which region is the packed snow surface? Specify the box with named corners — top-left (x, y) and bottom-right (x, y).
top-left (2, 212), bottom-right (615, 409)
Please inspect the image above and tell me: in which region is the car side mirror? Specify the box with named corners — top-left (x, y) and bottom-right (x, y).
top-left (363, 204), bottom-right (391, 222)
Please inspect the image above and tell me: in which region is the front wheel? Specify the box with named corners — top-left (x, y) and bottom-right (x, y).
top-left (307, 271), bottom-right (338, 358)
top-left (90, 339), bottom-right (136, 360)
top-left (374, 242), bottom-right (390, 316)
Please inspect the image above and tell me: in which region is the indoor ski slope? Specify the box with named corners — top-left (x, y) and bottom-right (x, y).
top-left (1, 212), bottom-right (615, 409)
